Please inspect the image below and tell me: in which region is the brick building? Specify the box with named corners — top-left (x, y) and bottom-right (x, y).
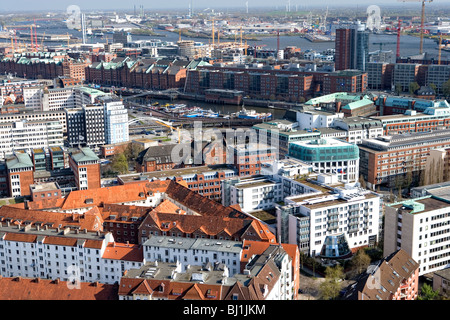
top-left (69, 148), bottom-right (101, 191)
top-left (0, 53), bottom-right (88, 82)
top-left (359, 129), bottom-right (450, 189)
top-left (5, 152), bottom-right (35, 198)
top-left (85, 57), bottom-right (188, 90)
top-left (186, 65), bottom-right (366, 101)
top-left (342, 249), bottom-right (419, 300)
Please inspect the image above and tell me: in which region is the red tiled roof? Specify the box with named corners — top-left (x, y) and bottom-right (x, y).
top-left (3, 233), bottom-right (38, 243)
top-left (102, 242), bottom-right (143, 262)
top-left (0, 205), bottom-right (103, 232)
top-left (0, 277), bottom-right (117, 300)
top-left (164, 181), bottom-right (248, 219)
top-left (43, 236), bottom-right (78, 247)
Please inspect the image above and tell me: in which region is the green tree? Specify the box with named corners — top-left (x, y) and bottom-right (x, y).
top-left (318, 265), bottom-right (344, 300)
top-left (111, 153), bottom-right (129, 175)
top-left (429, 83), bottom-right (437, 93)
top-left (351, 249), bottom-right (371, 274)
top-left (443, 79), bottom-right (450, 98)
top-left (418, 283), bottom-right (440, 300)
top-left (395, 83), bottom-right (403, 95)
top-left (409, 82), bottom-right (420, 95)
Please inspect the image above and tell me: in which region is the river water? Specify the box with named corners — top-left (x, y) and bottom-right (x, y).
top-left (3, 22), bottom-right (448, 118)
top-left (3, 21), bottom-right (447, 60)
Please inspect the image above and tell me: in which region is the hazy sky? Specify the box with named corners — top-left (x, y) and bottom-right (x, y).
top-left (1, 0), bottom-right (450, 12)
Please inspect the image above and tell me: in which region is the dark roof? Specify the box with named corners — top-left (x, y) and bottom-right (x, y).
top-left (136, 144), bottom-right (189, 165)
top-left (342, 249), bottom-right (418, 300)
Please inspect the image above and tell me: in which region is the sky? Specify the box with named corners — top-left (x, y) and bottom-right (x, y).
top-left (1, 0), bottom-right (450, 12)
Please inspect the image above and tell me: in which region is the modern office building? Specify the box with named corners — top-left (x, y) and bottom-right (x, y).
top-left (358, 129), bottom-right (450, 189)
top-left (65, 105), bottom-right (106, 149)
top-left (276, 184), bottom-right (381, 257)
top-left (222, 176), bottom-right (283, 213)
top-left (426, 65), bottom-right (450, 95)
top-left (384, 196), bottom-right (450, 276)
top-left (333, 117), bottom-right (383, 144)
top-left (335, 21), bottom-right (369, 72)
top-left (0, 120), bottom-right (64, 159)
top-left (100, 97), bottom-right (129, 145)
top-left (393, 63), bottom-right (420, 93)
top-left (288, 138), bottom-right (360, 183)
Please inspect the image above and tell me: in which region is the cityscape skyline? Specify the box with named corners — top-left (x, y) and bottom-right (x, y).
top-left (1, 0), bottom-right (450, 12)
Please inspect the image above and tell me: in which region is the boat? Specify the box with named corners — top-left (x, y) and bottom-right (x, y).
top-left (184, 112), bottom-right (203, 118)
top-left (183, 108), bottom-right (219, 118)
top-left (235, 107), bottom-right (272, 120)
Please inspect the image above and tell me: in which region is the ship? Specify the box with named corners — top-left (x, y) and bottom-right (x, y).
top-left (234, 107), bottom-right (272, 120)
top-left (183, 108), bottom-right (220, 118)
top-left (304, 34), bottom-right (334, 43)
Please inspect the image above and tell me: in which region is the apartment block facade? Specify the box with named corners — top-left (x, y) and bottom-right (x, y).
top-left (359, 130), bottom-right (450, 189)
top-left (384, 196), bottom-right (450, 276)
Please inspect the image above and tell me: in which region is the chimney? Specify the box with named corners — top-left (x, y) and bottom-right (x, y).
top-left (24, 200), bottom-right (29, 210)
top-left (84, 228), bottom-right (88, 234)
top-left (36, 225), bottom-right (40, 231)
top-left (63, 227), bottom-right (71, 235)
top-left (24, 224), bottom-right (31, 232)
top-left (54, 278), bottom-right (60, 284)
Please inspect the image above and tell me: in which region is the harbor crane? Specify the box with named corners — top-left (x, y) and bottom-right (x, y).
top-left (398, 0), bottom-right (433, 54)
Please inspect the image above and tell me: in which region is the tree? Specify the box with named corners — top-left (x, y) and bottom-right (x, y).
top-left (319, 265), bottom-right (344, 300)
top-left (429, 83), bottom-right (437, 94)
top-left (443, 79), bottom-right (450, 99)
top-left (409, 82), bottom-right (420, 95)
top-left (395, 83), bottom-right (403, 95)
top-left (418, 283), bottom-right (440, 300)
top-left (351, 249), bottom-right (371, 274)
top-left (111, 153), bottom-right (129, 175)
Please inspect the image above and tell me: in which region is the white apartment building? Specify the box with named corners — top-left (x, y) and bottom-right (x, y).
top-left (277, 185), bottom-right (381, 257)
top-left (222, 176), bottom-right (284, 213)
top-left (332, 117), bottom-right (384, 145)
top-left (42, 87), bottom-right (78, 111)
top-left (0, 225), bottom-right (145, 285)
top-left (296, 109), bottom-right (344, 131)
top-left (23, 87), bottom-right (44, 111)
top-left (0, 120), bottom-right (64, 159)
top-left (101, 98), bottom-right (129, 145)
top-left (384, 196), bottom-right (450, 276)
top-left (0, 110), bottom-right (67, 133)
top-left (143, 236), bottom-right (242, 276)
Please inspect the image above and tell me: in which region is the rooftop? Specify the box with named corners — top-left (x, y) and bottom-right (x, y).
top-left (30, 182), bottom-right (60, 192)
top-left (143, 235), bottom-right (242, 254)
top-left (118, 165), bottom-right (235, 183)
top-left (70, 148), bottom-right (100, 163)
top-left (388, 196), bottom-right (450, 215)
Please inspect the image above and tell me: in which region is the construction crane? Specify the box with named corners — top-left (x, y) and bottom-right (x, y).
top-left (152, 118), bottom-right (182, 144)
top-left (397, 19), bottom-right (402, 59)
top-left (398, 0), bottom-right (433, 54)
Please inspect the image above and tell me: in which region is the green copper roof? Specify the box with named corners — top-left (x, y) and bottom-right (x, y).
top-left (6, 152), bottom-right (33, 170)
top-left (71, 148), bottom-right (99, 163)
